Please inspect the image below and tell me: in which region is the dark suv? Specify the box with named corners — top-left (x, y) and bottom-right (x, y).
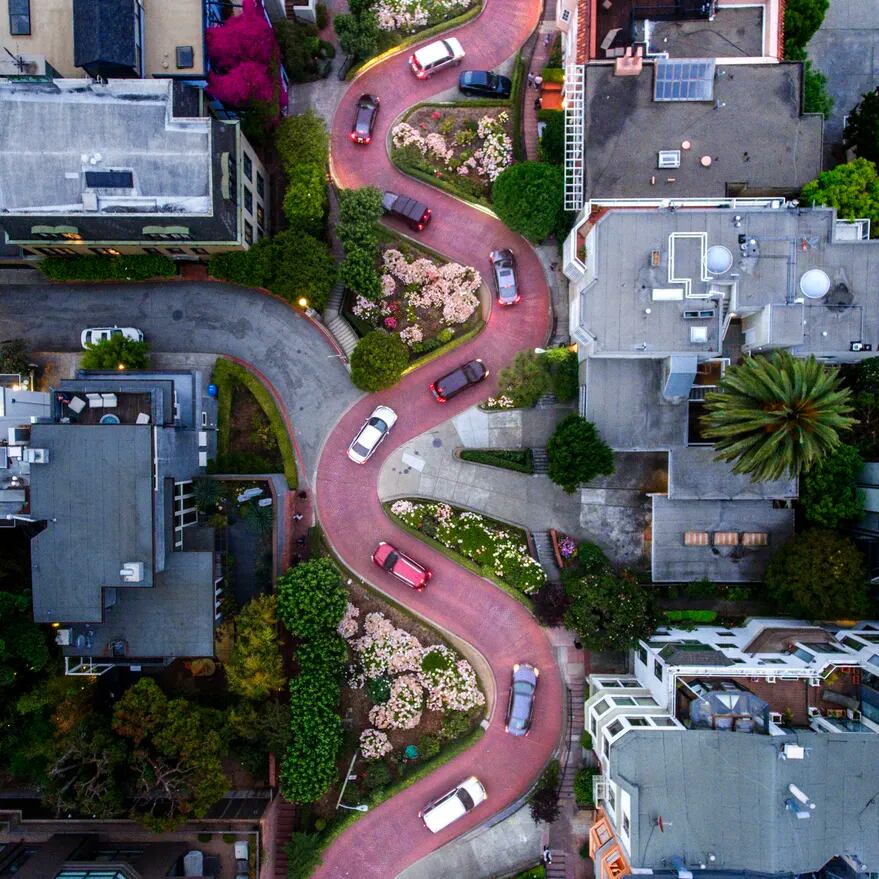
top-left (429, 359), bottom-right (488, 403)
top-left (382, 191), bottom-right (432, 232)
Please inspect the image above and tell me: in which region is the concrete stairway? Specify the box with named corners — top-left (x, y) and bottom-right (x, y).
top-left (273, 799), bottom-right (297, 879)
top-left (328, 314), bottom-right (358, 356)
top-left (536, 393), bottom-right (557, 408)
top-left (532, 531), bottom-right (562, 582)
top-left (544, 849), bottom-right (569, 879)
top-left (531, 448), bottom-right (550, 474)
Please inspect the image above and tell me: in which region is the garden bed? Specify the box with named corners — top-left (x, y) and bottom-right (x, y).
top-left (391, 104), bottom-right (514, 205)
top-left (459, 448), bottom-right (534, 474)
top-left (385, 499), bottom-right (545, 603)
top-left (342, 233), bottom-right (485, 361)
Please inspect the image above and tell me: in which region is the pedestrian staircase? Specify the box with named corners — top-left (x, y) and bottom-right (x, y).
top-left (531, 448), bottom-right (550, 474)
top-left (536, 393), bottom-right (557, 409)
top-left (326, 280), bottom-right (345, 313)
top-left (532, 530), bottom-right (562, 582)
top-left (328, 315), bottom-right (358, 356)
top-left (544, 849), bottom-right (568, 879)
top-left (273, 798), bottom-right (297, 879)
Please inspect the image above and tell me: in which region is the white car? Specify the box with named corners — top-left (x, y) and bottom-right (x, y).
top-left (419, 776), bottom-right (487, 833)
top-left (80, 326), bottom-right (144, 348)
top-left (409, 37), bottom-right (465, 79)
top-left (347, 405), bottom-right (398, 463)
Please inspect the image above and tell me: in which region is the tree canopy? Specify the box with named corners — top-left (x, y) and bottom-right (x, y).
top-left (276, 558), bottom-right (347, 640)
top-left (225, 595), bottom-right (285, 700)
top-left (801, 158), bottom-right (879, 235)
top-left (546, 414), bottom-right (615, 493)
top-left (702, 352), bottom-right (856, 481)
top-left (350, 331), bottom-right (410, 392)
top-left (783, 0), bottom-right (829, 56)
top-left (799, 443), bottom-right (864, 528)
top-left (492, 162), bottom-right (564, 243)
top-left (844, 87), bottom-right (879, 165)
top-left (765, 530), bottom-right (868, 620)
top-left (81, 335), bottom-right (149, 371)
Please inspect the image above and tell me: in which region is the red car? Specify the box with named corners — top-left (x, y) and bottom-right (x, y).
top-left (372, 541), bottom-right (432, 590)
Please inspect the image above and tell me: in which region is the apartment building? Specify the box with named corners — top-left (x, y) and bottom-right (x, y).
top-left (585, 619), bottom-right (879, 879)
top-left (0, 78), bottom-right (269, 258)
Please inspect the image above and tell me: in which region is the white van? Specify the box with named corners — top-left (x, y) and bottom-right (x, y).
top-left (418, 776), bottom-right (486, 833)
top-left (409, 37), bottom-right (465, 79)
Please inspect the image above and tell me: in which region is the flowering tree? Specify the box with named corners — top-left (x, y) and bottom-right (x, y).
top-left (360, 728), bottom-right (393, 760)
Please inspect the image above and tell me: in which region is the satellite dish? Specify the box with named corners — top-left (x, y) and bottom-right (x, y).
top-left (799, 268), bottom-right (830, 300)
top-left (706, 244), bottom-right (733, 275)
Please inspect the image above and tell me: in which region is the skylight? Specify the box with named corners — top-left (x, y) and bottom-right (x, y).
top-left (654, 59), bottom-right (715, 102)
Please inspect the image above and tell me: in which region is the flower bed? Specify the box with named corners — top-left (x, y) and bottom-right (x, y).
top-left (345, 241), bottom-right (483, 359)
top-left (392, 106), bottom-right (514, 203)
top-left (388, 500), bottom-right (546, 595)
top-left (375, 0), bottom-right (472, 30)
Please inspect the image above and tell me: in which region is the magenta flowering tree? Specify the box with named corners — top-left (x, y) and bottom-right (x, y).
top-left (208, 61), bottom-right (275, 106)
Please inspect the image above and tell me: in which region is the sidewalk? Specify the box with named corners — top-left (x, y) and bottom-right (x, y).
top-left (524, 7), bottom-right (558, 160)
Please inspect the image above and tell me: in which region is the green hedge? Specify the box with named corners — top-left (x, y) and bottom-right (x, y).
top-left (510, 51), bottom-right (527, 162)
top-left (39, 254), bottom-right (176, 282)
top-left (211, 358), bottom-right (298, 488)
top-left (392, 153), bottom-right (493, 209)
top-left (663, 610), bottom-right (718, 623)
top-left (459, 448), bottom-right (534, 474)
top-left (541, 67), bottom-right (564, 84)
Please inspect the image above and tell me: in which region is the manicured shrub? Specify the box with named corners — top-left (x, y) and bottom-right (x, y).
top-left (282, 163), bottom-right (328, 234)
top-left (284, 833), bottom-right (323, 879)
top-left (418, 734), bottom-right (441, 759)
top-left (338, 187), bottom-right (384, 242)
top-left (275, 110), bottom-right (329, 172)
top-left (492, 162), bottom-right (564, 242)
top-left (439, 710), bottom-right (473, 742)
top-left (529, 759), bottom-right (560, 823)
top-left (339, 247), bottom-right (382, 299)
top-left (276, 559), bottom-right (347, 640)
top-left (538, 110), bottom-right (564, 164)
top-left (81, 336), bottom-right (149, 370)
top-left (547, 414), bottom-right (615, 493)
top-left (366, 675), bottom-right (391, 704)
top-left (581, 730), bottom-right (592, 751)
top-left (364, 761), bottom-right (392, 791)
top-left (804, 61), bottom-right (834, 117)
top-left (664, 610), bottom-right (719, 624)
top-left (39, 254), bottom-right (175, 282)
top-left (316, 1), bottom-right (329, 28)
top-left (801, 158), bottom-right (879, 235)
top-left (573, 767), bottom-right (597, 807)
top-left (459, 449), bottom-right (534, 474)
top-left (540, 67), bottom-right (564, 83)
top-left (544, 346), bottom-right (579, 401)
top-left (226, 595), bottom-right (285, 699)
top-left (497, 349), bottom-right (550, 408)
top-left (799, 443), bottom-right (864, 527)
top-left (350, 331), bottom-right (409, 391)
top-left (334, 11), bottom-right (380, 60)
top-left (296, 633), bottom-right (348, 680)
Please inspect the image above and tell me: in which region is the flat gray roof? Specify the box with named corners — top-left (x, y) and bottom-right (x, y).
top-left (611, 729), bottom-right (879, 874)
top-left (644, 7), bottom-right (764, 58)
top-left (582, 62), bottom-right (823, 199)
top-left (651, 495), bottom-right (795, 582)
top-left (29, 424), bottom-right (154, 623)
top-left (668, 446), bottom-right (797, 500)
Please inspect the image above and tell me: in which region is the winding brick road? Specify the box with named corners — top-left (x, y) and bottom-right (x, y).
top-left (314, 3), bottom-right (565, 876)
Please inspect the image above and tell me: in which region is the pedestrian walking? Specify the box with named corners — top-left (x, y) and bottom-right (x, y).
top-left (534, 96), bottom-right (542, 110)
top-left (534, 74), bottom-right (543, 90)
top-left (543, 846), bottom-right (553, 865)
top-left (544, 32), bottom-right (551, 47)
top-left (292, 513), bottom-right (304, 522)
top-left (527, 72), bottom-right (535, 88)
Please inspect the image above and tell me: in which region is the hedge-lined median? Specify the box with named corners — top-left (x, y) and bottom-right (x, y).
top-left (39, 254), bottom-right (176, 282)
top-left (459, 448), bottom-right (534, 474)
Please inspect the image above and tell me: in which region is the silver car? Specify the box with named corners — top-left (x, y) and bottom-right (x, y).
top-left (80, 325), bottom-right (143, 348)
top-left (505, 663), bottom-right (539, 736)
top-left (347, 405), bottom-right (398, 463)
top-left (490, 249), bottom-right (519, 306)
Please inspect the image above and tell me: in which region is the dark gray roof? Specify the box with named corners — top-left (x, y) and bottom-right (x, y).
top-left (582, 62), bottom-right (822, 199)
top-left (74, 0), bottom-right (138, 77)
top-left (668, 448), bottom-right (797, 501)
top-left (29, 424), bottom-right (154, 623)
top-left (658, 645), bottom-right (733, 667)
top-left (610, 729), bottom-right (879, 874)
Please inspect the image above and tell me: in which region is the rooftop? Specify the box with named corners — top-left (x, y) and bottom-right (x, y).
top-left (611, 729), bottom-right (879, 874)
top-left (581, 62), bottom-right (822, 199)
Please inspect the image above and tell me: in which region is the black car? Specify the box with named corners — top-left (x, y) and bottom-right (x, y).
top-left (429, 359), bottom-right (488, 403)
top-left (350, 94), bottom-right (380, 145)
top-left (382, 191), bottom-right (432, 232)
top-left (505, 663), bottom-right (539, 736)
top-left (458, 70), bottom-right (512, 98)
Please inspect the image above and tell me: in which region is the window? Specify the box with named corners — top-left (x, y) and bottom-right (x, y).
top-left (561, 8), bottom-right (570, 21)
top-left (55, 871), bottom-right (128, 879)
top-left (166, 246), bottom-right (185, 255)
top-left (594, 699), bottom-right (610, 716)
top-left (256, 171), bottom-right (265, 198)
top-left (90, 248), bottom-right (121, 256)
top-left (243, 152), bottom-right (253, 181)
top-left (622, 813), bottom-right (630, 837)
top-left (174, 480), bottom-right (196, 548)
top-left (256, 204), bottom-right (264, 228)
top-left (244, 187), bottom-right (253, 214)
top-left (38, 246), bottom-right (77, 255)
top-left (143, 247), bottom-right (162, 255)
top-left (628, 717), bottom-right (648, 726)
top-left (244, 221), bottom-right (253, 245)
top-left (637, 645), bottom-right (647, 666)
top-left (95, 847), bottom-right (143, 862)
top-left (653, 659), bottom-right (662, 679)
top-left (9, 0), bottom-right (30, 35)
top-left (190, 247), bottom-right (209, 255)
top-left (176, 45), bottom-right (194, 68)
top-left (607, 720), bottom-right (623, 737)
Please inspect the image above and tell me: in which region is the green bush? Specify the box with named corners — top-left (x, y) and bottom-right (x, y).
top-left (339, 247), bottom-right (382, 299)
top-left (573, 767), bottom-right (597, 807)
top-left (804, 61), bottom-right (834, 117)
top-left (459, 449), bottom-right (534, 474)
top-left (538, 110), bottom-right (565, 164)
top-left (81, 335), bottom-right (149, 370)
top-left (316, 1), bottom-right (329, 28)
top-left (296, 633), bottom-right (348, 680)
top-left (364, 761), bottom-right (392, 791)
top-left (276, 559), bottom-right (347, 639)
top-left (800, 443), bottom-right (864, 527)
top-left (226, 595), bottom-right (285, 699)
top-left (439, 710), bottom-right (473, 742)
top-left (544, 346), bottom-right (579, 400)
top-left (0, 338), bottom-right (31, 376)
top-left (541, 67), bottom-right (564, 83)
top-left (350, 331), bottom-right (409, 391)
top-left (284, 832), bottom-right (323, 879)
top-left (417, 734), bottom-right (441, 759)
top-left (529, 759), bottom-right (561, 823)
top-left (547, 414), bottom-right (615, 493)
top-left (844, 87), bottom-right (879, 165)
top-left (801, 158), bottom-right (879, 235)
top-left (275, 110), bottom-right (329, 172)
top-left (366, 676), bottom-right (391, 704)
top-left (664, 610), bottom-right (719, 624)
top-left (282, 163), bottom-right (328, 235)
top-left (39, 254), bottom-right (175, 281)
top-left (581, 730), bottom-right (592, 751)
top-left (493, 162), bottom-right (564, 242)
top-left (334, 11), bottom-right (380, 60)
top-left (783, 0), bottom-right (829, 56)
top-left (274, 20), bottom-right (321, 83)
top-left (497, 349), bottom-right (550, 407)
top-left (337, 187), bottom-right (384, 252)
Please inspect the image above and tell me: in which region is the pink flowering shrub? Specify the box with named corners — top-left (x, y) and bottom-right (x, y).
top-left (374, 0), bottom-right (470, 32)
top-left (383, 316), bottom-right (398, 330)
top-left (360, 728), bottom-right (393, 759)
top-left (338, 602), bottom-right (361, 639)
top-left (353, 612), bottom-right (423, 678)
top-left (419, 645), bottom-right (485, 712)
top-left (368, 674), bottom-right (424, 729)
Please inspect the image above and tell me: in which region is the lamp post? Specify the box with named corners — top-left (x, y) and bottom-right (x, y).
top-left (337, 804), bottom-right (369, 813)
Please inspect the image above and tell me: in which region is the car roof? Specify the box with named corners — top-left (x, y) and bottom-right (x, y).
top-left (415, 40), bottom-right (453, 65)
top-left (357, 93), bottom-right (377, 105)
top-left (463, 70), bottom-right (491, 85)
top-left (436, 365), bottom-right (469, 394)
top-left (391, 195), bottom-right (429, 221)
top-left (391, 553), bottom-right (425, 584)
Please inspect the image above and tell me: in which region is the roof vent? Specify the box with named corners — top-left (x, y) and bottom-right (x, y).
top-left (120, 561), bottom-right (144, 583)
top-left (690, 326), bottom-right (709, 344)
top-left (658, 150), bottom-right (681, 169)
top-left (23, 447), bottom-right (49, 464)
top-left (706, 244), bottom-right (733, 275)
top-left (799, 268), bottom-right (831, 300)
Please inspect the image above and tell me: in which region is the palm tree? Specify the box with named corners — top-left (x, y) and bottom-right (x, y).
top-left (193, 477), bottom-right (221, 513)
top-left (701, 352), bottom-right (856, 482)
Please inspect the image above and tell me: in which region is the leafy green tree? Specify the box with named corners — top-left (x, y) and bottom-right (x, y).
top-left (701, 352), bottom-right (856, 481)
top-left (538, 111), bottom-right (565, 164)
top-left (497, 349), bottom-right (550, 407)
top-left (544, 346), bottom-right (579, 401)
top-left (783, 0), bottom-right (828, 55)
top-left (547, 414), bottom-right (615, 493)
top-left (0, 590), bottom-right (50, 689)
top-left (339, 247), bottom-right (382, 300)
top-left (296, 632), bottom-right (348, 679)
top-left (801, 158), bottom-right (879, 234)
top-left (282, 163), bottom-right (327, 235)
top-left (81, 335), bottom-right (149, 370)
top-left (844, 87), bottom-right (879, 165)
top-left (492, 162), bottom-right (564, 242)
top-left (573, 767), bottom-right (597, 807)
top-left (337, 186), bottom-right (384, 252)
top-left (268, 230), bottom-right (336, 311)
top-left (226, 595), bottom-right (285, 700)
top-left (0, 339), bottom-right (31, 376)
top-left (273, 20), bottom-right (321, 84)
top-left (765, 529), bottom-right (868, 619)
top-left (276, 558), bottom-right (347, 639)
top-left (849, 357), bottom-right (879, 458)
top-left (564, 570), bottom-right (660, 651)
top-left (799, 444), bottom-right (864, 527)
top-left (803, 62), bottom-right (834, 117)
top-left (334, 11), bottom-right (380, 60)
top-left (275, 109), bottom-right (329, 172)
top-left (529, 759), bottom-right (560, 823)
top-left (350, 331), bottom-right (409, 392)
top-left (112, 678), bottom-right (228, 830)
top-left (284, 833), bottom-right (323, 879)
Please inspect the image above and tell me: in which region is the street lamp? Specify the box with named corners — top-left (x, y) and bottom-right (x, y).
top-left (534, 347), bottom-right (546, 354)
top-left (337, 804), bottom-right (369, 813)
top-left (297, 297), bottom-right (309, 308)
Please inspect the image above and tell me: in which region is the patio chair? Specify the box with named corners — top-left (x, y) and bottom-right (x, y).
top-left (86, 393), bottom-right (103, 409)
top-left (101, 393), bottom-right (118, 408)
top-left (713, 531), bottom-right (739, 547)
top-left (68, 396), bottom-right (86, 415)
top-left (683, 530), bottom-right (709, 546)
top-left (136, 413), bottom-right (150, 425)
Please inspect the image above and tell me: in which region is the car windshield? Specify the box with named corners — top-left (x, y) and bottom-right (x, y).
top-left (513, 681), bottom-right (534, 695)
top-left (352, 442), bottom-right (371, 457)
top-left (438, 370), bottom-right (467, 395)
top-left (456, 788), bottom-right (475, 811)
top-left (509, 715), bottom-right (526, 729)
top-left (382, 551), bottom-right (399, 571)
top-left (356, 109), bottom-right (372, 130)
top-left (369, 417), bottom-right (388, 433)
top-left (110, 329), bottom-right (122, 337)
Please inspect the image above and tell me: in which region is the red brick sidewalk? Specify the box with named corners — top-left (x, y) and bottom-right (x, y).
top-left (524, 9), bottom-right (559, 160)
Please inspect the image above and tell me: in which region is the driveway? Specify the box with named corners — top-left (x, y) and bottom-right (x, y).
top-left (0, 281), bottom-right (359, 482)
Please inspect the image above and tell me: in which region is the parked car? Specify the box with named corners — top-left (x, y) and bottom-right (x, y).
top-left (458, 69), bottom-right (512, 98)
top-left (372, 541), bottom-right (432, 590)
top-left (382, 191), bottom-right (432, 232)
top-left (409, 37), bottom-right (465, 79)
top-left (429, 359), bottom-right (488, 403)
top-left (350, 93), bottom-right (380, 144)
top-left (505, 663), bottom-right (539, 736)
top-left (80, 326), bottom-right (143, 348)
top-left (347, 405), bottom-right (397, 463)
top-left (419, 776), bottom-right (486, 833)
top-left (490, 248), bottom-right (520, 305)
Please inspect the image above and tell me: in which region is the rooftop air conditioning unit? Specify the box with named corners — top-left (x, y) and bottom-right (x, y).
top-left (765, 675), bottom-right (776, 683)
top-left (23, 447), bottom-right (49, 464)
top-left (847, 709), bottom-right (862, 722)
top-left (808, 706), bottom-right (821, 718)
top-left (658, 150), bottom-right (681, 169)
top-left (54, 628), bottom-right (72, 646)
top-left (119, 561), bottom-right (144, 583)
top-left (809, 678), bottom-right (822, 687)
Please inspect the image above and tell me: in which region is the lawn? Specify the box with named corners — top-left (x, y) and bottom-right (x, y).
top-left (391, 104), bottom-right (513, 205)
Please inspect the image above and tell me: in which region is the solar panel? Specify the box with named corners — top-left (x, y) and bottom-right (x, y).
top-left (653, 59), bottom-right (716, 102)
top-left (85, 170), bottom-right (133, 189)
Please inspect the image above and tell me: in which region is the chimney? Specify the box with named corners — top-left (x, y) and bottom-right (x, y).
top-left (615, 46), bottom-right (643, 77)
